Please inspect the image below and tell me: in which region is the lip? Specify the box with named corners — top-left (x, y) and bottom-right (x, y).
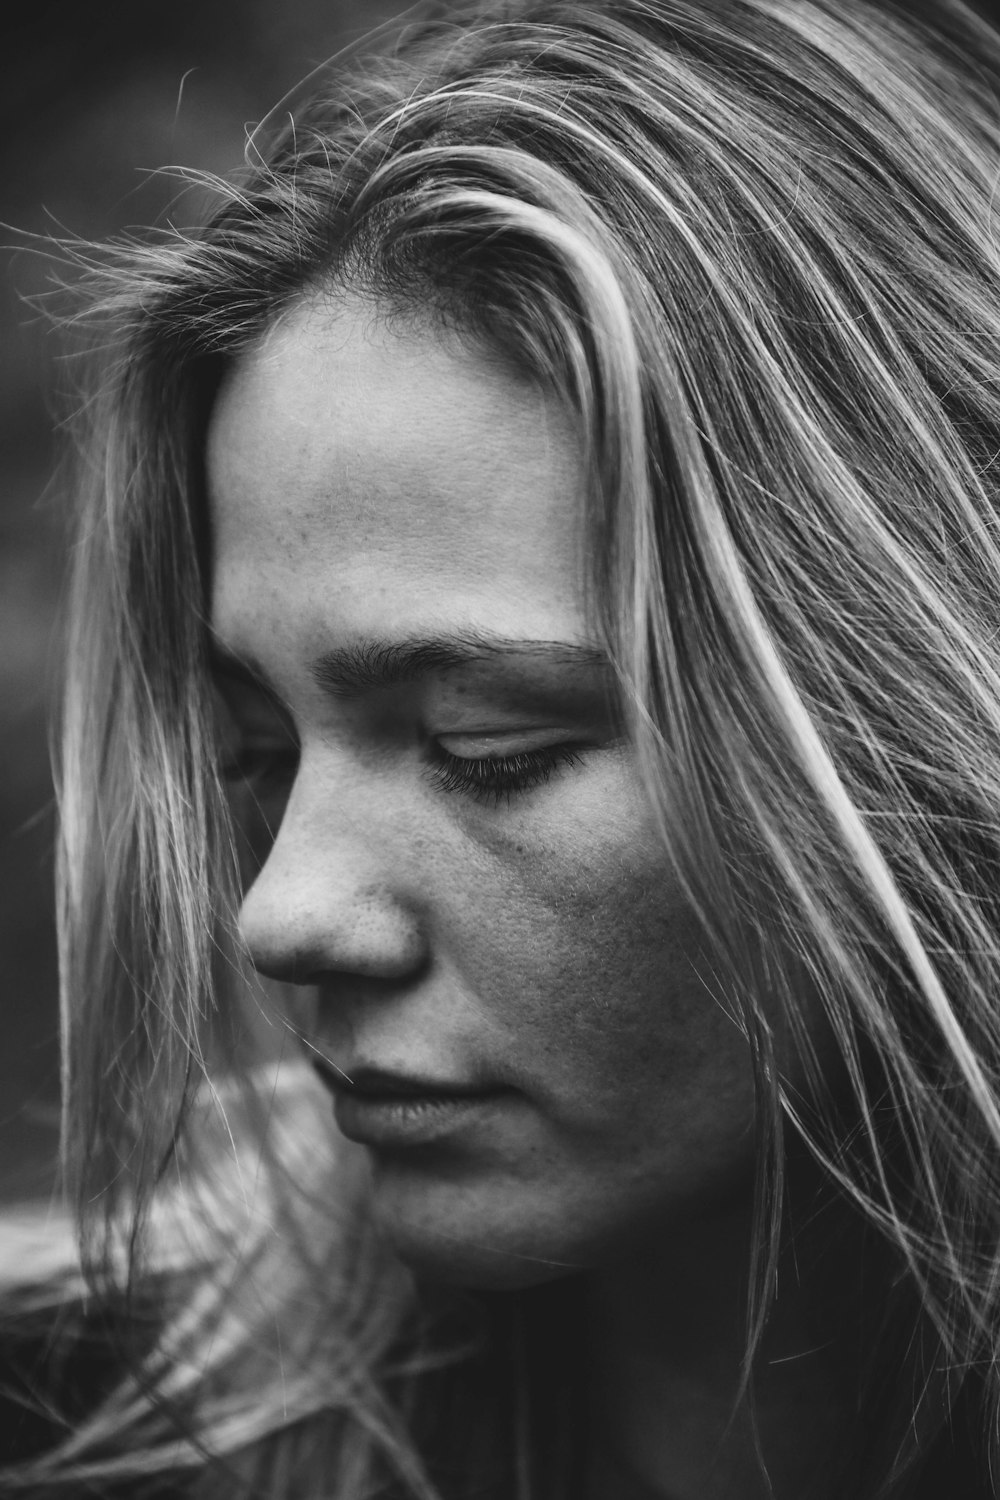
top-left (310, 1057), bottom-right (509, 1147)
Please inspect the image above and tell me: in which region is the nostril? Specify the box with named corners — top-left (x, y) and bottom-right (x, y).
top-left (242, 944), bottom-right (321, 988)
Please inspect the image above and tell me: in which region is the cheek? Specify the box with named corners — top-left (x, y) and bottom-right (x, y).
top-left (442, 794), bottom-right (756, 1155)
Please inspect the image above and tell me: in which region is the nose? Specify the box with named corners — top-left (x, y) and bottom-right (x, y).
top-left (237, 767), bottom-right (428, 986)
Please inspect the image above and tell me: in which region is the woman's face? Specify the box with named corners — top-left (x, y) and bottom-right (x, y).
top-left (207, 290), bottom-right (758, 1287)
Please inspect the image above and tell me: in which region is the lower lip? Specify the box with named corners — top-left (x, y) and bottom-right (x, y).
top-left (332, 1090), bottom-right (506, 1148)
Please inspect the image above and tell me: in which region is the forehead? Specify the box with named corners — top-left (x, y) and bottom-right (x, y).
top-left (206, 291), bottom-right (591, 650)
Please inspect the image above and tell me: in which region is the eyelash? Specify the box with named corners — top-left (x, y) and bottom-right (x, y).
top-left (218, 737), bottom-right (582, 809)
top-left (428, 744), bottom-right (582, 806)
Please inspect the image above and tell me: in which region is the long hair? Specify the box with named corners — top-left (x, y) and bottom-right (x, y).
top-left (7, 0), bottom-right (1000, 1494)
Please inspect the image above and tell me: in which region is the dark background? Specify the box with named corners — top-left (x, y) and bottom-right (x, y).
top-left (0, 0), bottom-right (411, 1204)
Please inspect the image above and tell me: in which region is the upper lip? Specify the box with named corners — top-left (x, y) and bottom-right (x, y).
top-left (310, 1056), bottom-right (491, 1099)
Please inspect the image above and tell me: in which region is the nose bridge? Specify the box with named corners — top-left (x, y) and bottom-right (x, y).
top-left (237, 754), bottom-right (426, 983)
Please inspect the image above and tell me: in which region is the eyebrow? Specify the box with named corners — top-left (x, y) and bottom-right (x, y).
top-left (209, 632), bottom-right (612, 701)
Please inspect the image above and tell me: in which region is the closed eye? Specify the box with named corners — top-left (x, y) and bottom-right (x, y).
top-left (428, 742), bottom-right (583, 806)
top-left (211, 669), bottom-right (300, 835)
top-left (219, 743), bottom-right (300, 791)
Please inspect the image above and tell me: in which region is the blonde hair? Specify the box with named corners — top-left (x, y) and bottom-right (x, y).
top-left (7, 0), bottom-right (1000, 1493)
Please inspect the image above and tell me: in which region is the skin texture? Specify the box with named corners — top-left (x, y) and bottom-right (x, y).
top-left (208, 290), bottom-right (758, 1287)
top-left (207, 290), bottom-right (853, 1499)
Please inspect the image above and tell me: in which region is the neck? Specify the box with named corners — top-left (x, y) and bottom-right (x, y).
top-left (581, 1181), bottom-right (867, 1500)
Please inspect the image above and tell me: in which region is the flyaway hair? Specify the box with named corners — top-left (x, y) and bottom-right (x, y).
top-left (6, 0), bottom-right (1000, 1495)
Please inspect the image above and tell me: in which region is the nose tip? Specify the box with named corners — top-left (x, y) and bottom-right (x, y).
top-left (236, 790), bottom-right (429, 987)
top-left (239, 873), bottom-right (427, 986)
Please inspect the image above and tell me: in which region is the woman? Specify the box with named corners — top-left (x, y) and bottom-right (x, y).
top-left (4, 0), bottom-right (1000, 1493)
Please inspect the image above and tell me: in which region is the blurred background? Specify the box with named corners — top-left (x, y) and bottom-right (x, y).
top-left (0, 0), bottom-right (411, 1204)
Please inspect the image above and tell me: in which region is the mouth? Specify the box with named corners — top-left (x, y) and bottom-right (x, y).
top-left (310, 1056), bottom-right (510, 1148)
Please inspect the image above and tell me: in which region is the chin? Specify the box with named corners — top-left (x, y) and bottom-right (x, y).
top-left (365, 1158), bottom-right (588, 1291)
top-left (382, 1228), bottom-right (579, 1290)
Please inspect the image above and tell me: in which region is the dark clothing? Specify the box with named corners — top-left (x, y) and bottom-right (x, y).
top-left (0, 1305), bottom-right (994, 1498)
